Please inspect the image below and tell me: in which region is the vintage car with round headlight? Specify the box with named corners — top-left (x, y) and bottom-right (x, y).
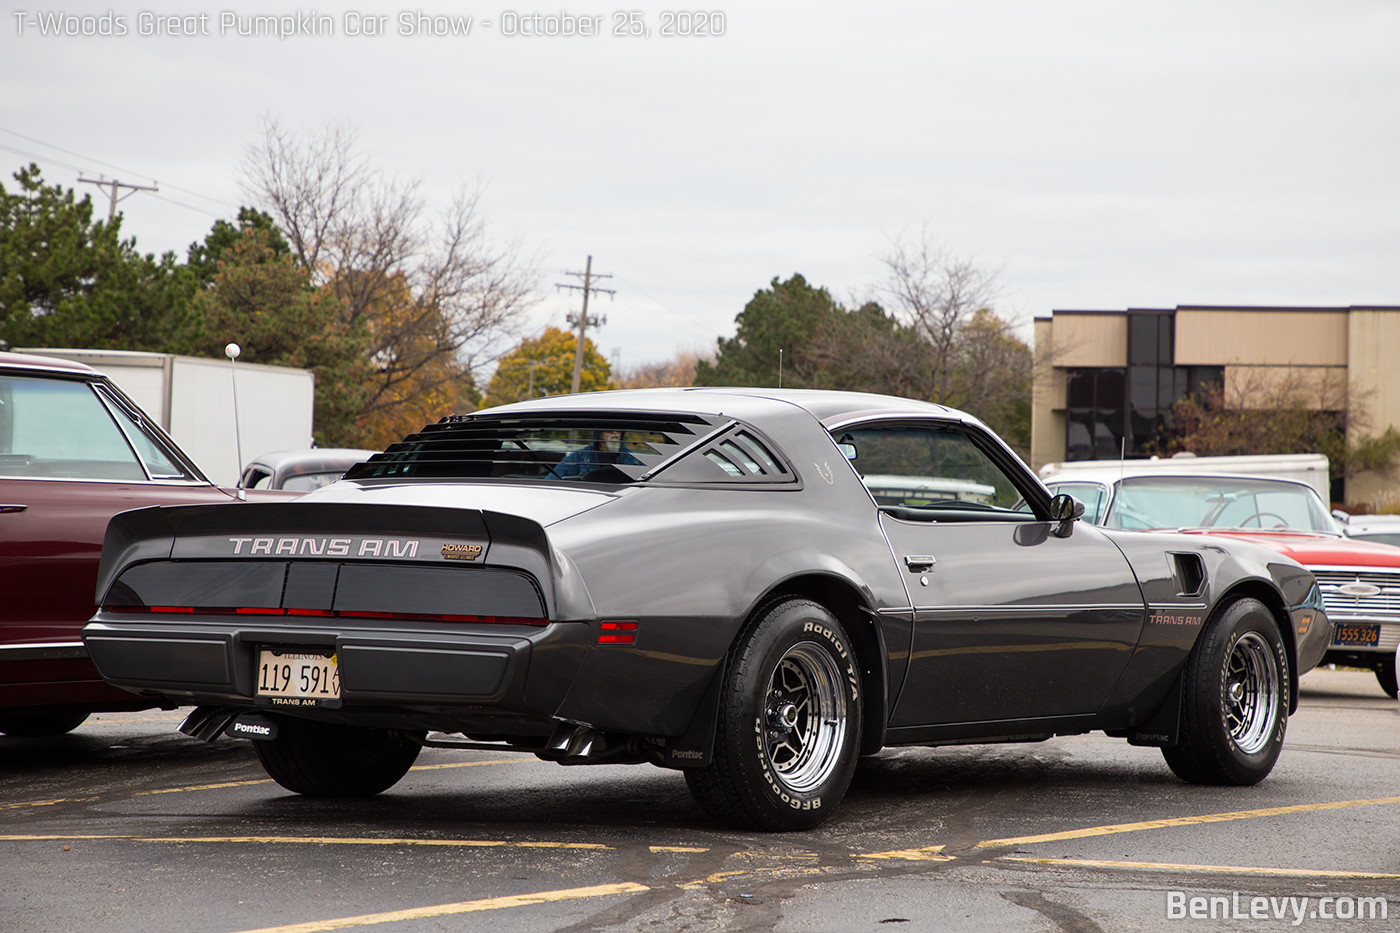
top-left (1042, 466), bottom-right (1400, 698)
top-left (83, 389), bottom-right (1329, 830)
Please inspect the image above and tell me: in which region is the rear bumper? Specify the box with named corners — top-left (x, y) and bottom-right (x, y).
top-left (82, 613), bottom-right (591, 728)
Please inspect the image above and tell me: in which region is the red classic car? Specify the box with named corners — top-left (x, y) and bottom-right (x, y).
top-left (0, 351), bottom-right (276, 736)
top-left (1044, 468), bottom-right (1400, 696)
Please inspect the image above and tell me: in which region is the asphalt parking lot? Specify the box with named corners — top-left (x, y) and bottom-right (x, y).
top-left (4, 668), bottom-right (1399, 933)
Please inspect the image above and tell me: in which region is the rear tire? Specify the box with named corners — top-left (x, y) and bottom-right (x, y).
top-left (686, 599), bottom-right (862, 831)
top-left (0, 708), bottom-right (90, 737)
top-left (1375, 654), bottom-right (1398, 699)
top-left (254, 717), bottom-right (421, 797)
top-left (1162, 597), bottom-right (1288, 785)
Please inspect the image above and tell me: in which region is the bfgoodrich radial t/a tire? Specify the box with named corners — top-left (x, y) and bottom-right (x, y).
top-left (1162, 597), bottom-right (1289, 786)
top-left (686, 599), bottom-right (862, 831)
top-left (254, 717), bottom-right (421, 797)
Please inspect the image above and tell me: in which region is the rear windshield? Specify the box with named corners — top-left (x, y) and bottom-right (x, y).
top-left (344, 412), bottom-right (793, 485)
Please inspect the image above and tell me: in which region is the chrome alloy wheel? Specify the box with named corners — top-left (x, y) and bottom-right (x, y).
top-left (1223, 631), bottom-right (1281, 755)
top-left (762, 641), bottom-right (849, 793)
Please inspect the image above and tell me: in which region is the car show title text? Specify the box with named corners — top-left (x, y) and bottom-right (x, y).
top-left (11, 9), bottom-right (727, 38)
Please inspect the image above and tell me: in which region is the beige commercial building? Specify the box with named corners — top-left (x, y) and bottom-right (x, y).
top-left (1031, 306), bottom-right (1400, 506)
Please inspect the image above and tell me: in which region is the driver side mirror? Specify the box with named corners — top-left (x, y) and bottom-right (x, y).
top-left (1049, 493), bottom-right (1085, 537)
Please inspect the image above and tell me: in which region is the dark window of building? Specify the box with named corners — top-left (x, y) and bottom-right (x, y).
top-left (1063, 310), bottom-right (1225, 461)
top-left (1064, 368), bottom-right (1125, 460)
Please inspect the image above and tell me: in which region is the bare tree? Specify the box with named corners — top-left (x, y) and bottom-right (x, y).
top-left (1161, 367), bottom-right (1400, 491)
top-left (867, 229), bottom-right (1032, 451)
top-left (241, 119), bottom-right (536, 421)
top-left (877, 227), bottom-right (1005, 408)
top-left (614, 348), bottom-right (714, 389)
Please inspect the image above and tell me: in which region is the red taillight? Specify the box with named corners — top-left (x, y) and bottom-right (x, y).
top-left (104, 605), bottom-right (547, 627)
top-left (598, 621), bottom-right (637, 644)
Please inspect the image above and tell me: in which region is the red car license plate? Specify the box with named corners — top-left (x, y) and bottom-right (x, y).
top-left (1331, 624), bottom-right (1381, 648)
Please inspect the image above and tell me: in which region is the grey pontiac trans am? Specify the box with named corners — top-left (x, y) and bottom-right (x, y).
top-left (82, 389), bottom-right (1330, 830)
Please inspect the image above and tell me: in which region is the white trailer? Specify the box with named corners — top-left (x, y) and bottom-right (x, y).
top-left (1038, 452), bottom-right (1331, 503)
top-left (18, 348), bottom-right (314, 487)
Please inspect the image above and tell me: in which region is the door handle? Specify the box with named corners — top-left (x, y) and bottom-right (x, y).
top-left (904, 555), bottom-right (936, 572)
top-left (0, 504), bottom-right (28, 514)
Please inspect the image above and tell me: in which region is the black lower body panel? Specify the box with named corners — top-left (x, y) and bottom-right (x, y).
top-left (82, 614), bottom-right (588, 732)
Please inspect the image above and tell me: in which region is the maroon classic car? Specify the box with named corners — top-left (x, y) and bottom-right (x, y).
top-left (0, 351), bottom-right (268, 736)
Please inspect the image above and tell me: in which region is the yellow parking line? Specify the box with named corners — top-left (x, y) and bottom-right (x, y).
top-left (223, 882), bottom-right (651, 933)
top-left (650, 846), bottom-right (710, 853)
top-left (4, 757), bottom-right (529, 808)
top-left (1000, 856), bottom-right (1400, 880)
top-left (975, 796), bottom-right (1400, 848)
top-left (408, 758), bottom-right (536, 771)
top-left (856, 844), bottom-right (951, 862)
top-left (0, 796), bottom-right (99, 811)
top-left (0, 834), bottom-right (612, 850)
top-left (135, 780), bottom-right (273, 796)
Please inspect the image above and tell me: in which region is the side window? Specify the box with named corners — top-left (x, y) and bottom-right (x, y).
top-left (0, 376), bottom-right (145, 480)
top-left (839, 423), bottom-right (1033, 518)
top-left (282, 472), bottom-right (342, 491)
top-left (243, 468), bottom-right (274, 489)
top-left (100, 388), bottom-right (197, 481)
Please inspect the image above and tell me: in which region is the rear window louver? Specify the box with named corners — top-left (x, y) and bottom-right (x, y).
top-left (345, 412), bottom-right (726, 483)
top-left (650, 427), bottom-right (795, 485)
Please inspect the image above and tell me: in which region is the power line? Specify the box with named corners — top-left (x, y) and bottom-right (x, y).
top-left (0, 142), bottom-right (86, 175)
top-left (1, 125), bottom-right (156, 185)
top-left (149, 191), bottom-right (225, 218)
top-left (612, 274), bottom-right (722, 343)
top-left (0, 125), bottom-right (237, 211)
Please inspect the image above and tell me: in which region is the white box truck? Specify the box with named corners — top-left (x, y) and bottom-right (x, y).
top-left (19, 348), bottom-right (314, 487)
top-left (1038, 452), bottom-right (1331, 503)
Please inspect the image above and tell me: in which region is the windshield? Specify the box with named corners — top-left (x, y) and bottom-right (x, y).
top-left (1106, 476), bottom-right (1340, 533)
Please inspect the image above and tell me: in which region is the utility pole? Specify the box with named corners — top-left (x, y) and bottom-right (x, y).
top-left (77, 175), bottom-right (159, 223)
top-left (555, 255), bottom-right (615, 394)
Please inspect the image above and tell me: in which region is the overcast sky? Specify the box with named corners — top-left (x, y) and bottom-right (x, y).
top-left (3, 1), bottom-right (1397, 373)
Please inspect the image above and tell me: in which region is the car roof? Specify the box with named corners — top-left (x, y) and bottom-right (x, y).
top-left (0, 350), bottom-right (99, 376)
top-left (1042, 468), bottom-right (1316, 492)
top-left (473, 387), bottom-right (962, 425)
top-left (245, 448), bottom-right (378, 475)
top-left (1345, 514), bottom-right (1400, 532)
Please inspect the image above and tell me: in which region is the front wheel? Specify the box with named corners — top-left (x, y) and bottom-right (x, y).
top-left (1162, 597), bottom-right (1289, 785)
top-left (254, 717), bottom-right (421, 797)
top-left (686, 599), bottom-right (862, 831)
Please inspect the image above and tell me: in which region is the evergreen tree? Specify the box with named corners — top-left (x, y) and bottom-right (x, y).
top-left (0, 165), bottom-right (197, 350)
top-left (694, 274), bottom-right (841, 387)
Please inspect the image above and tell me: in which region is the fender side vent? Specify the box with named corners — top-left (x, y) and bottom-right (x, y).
top-left (1171, 553), bottom-right (1206, 597)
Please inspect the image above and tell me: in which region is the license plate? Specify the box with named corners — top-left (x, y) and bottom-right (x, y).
top-left (1331, 623), bottom-right (1381, 648)
top-left (257, 649), bottom-right (340, 700)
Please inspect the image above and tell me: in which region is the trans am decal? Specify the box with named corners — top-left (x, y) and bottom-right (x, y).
top-left (169, 535), bottom-right (488, 562)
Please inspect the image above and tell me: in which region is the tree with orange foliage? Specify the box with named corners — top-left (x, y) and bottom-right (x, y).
top-left (482, 327), bottom-right (611, 409)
